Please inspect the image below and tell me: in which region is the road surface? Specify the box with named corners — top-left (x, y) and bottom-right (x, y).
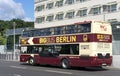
top-left (0, 60), bottom-right (120, 76)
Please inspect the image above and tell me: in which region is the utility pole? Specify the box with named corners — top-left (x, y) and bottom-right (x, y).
top-left (13, 22), bottom-right (16, 60)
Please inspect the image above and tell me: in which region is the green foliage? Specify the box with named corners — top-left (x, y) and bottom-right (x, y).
top-left (0, 35), bottom-right (6, 45)
top-left (0, 19), bottom-right (34, 45)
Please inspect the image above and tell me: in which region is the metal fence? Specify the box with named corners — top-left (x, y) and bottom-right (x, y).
top-left (0, 52), bottom-right (19, 61)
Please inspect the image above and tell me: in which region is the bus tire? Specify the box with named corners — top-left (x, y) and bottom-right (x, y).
top-left (61, 59), bottom-right (70, 69)
top-left (29, 58), bottom-right (35, 65)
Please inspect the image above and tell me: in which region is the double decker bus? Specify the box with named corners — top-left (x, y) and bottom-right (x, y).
top-left (20, 21), bottom-right (112, 69)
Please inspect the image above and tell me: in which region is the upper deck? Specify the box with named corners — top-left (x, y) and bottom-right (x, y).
top-left (20, 21), bottom-right (112, 46)
top-left (22, 21), bottom-right (111, 38)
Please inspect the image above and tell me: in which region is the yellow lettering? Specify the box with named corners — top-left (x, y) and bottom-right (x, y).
top-left (59, 37), bottom-right (63, 43)
top-left (66, 37), bottom-right (69, 42)
top-left (71, 36), bottom-right (76, 42)
top-left (56, 37), bottom-right (59, 43)
top-left (97, 35), bottom-right (103, 40)
top-left (39, 38), bottom-right (47, 44)
top-left (63, 36), bottom-right (66, 42)
top-left (56, 36), bottom-right (76, 43)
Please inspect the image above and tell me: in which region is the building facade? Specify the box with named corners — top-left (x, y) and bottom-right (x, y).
top-left (34, 0), bottom-right (120, 28)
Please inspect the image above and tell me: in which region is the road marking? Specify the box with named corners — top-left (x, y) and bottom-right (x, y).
top-left (45, 70), bottom-right (72, 74)
top-left (13, 74), bottom-right (21, 76)
top-left (10, 66), bottom-right (27, 69)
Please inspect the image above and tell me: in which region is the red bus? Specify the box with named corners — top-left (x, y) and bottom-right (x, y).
top-left (20, 21), bottom-right (112, 69)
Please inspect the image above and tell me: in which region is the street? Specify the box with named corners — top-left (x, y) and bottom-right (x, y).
top-left (0, 60), bottom-right (120, 76)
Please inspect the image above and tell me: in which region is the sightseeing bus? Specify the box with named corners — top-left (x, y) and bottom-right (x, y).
top-left (19, 21), bottom-right (112, 69)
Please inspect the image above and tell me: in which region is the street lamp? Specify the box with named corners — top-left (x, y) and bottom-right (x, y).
top-left (5, 33), bottom-right (8, 60)
top-left (13, 22), bottom-right (16, 60)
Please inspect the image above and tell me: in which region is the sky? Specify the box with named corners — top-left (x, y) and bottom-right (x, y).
top-left (0, 0), bottom-right (34, 21)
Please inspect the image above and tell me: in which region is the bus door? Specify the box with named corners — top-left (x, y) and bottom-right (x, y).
top-left (39, 45), bottom-right (60, 65)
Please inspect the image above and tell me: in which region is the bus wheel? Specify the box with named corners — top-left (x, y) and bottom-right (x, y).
top-left (61, 59), bottom-right (70, 69)
top-left (29, 58), bottom-right (35, 65)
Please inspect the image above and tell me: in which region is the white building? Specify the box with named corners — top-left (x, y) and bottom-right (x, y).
top-left (34, 0), bottom-right (120, 28)
top-left (34, 0), bottom-right (120, 68)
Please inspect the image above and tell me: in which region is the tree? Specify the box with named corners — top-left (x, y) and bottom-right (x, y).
top-left (0, 35), bottom-right (6, 45)
top-left (0, 18), bottom-right (34, 46)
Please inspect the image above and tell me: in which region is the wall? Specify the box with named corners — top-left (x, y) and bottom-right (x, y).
top-left (113, 55), bottom-right (120, 68)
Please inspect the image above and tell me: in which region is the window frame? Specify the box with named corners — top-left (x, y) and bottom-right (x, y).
top-left (77, 9), bottom-right (87, 17)
top-left (46, 15), bottom-right (54, 22)
top-left (35, 5), bottom-right (45, 12)
top-left (65, 0), bottom-right (74, 5)
top-left (55, 0), bottom-right (64, 7)
top-left (55, 13), bottom-right (64, 20)
top-left (65, 11), bottom-right (75, 19)
top-left (36, 16), bottom-right (45, 23)
top-left (46, 2), bottom-right (54, 9)
top-left (92, 7), bottom-right (101, 15)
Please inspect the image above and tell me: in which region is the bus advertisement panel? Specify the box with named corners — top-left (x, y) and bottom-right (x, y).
top-left (20, 34), bottom-right (112, 45)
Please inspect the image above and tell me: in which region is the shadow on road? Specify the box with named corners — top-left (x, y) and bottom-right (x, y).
top-left (20, 63), bottom-right (109, 71)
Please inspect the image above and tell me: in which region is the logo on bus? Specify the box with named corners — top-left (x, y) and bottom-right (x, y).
top-left (100, 25), bottom-right (107, 31)
top-left (20, 39), bottom-right (26, 44)
top-left (83, 34), bottom-right (88, 42)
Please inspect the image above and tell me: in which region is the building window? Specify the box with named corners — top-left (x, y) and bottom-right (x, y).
top-left (89, 6), bottom-right (101, 15)
top-left (76, 9), bottom-right (87, 17)
top-left (65, 11), bottom-right (75, 19)
top-left (46, 2), bottom-right (54, 9)
top-left (76, 0), bottom-right (87, 3)
top-left (46, 15), bottom-right (54, 22)
top-left (103, 4), bottom-right (117, 12)
top-left (92, 7), bottom-right (101, 15)
top-left (55, 13), bottom-right (64, 20)
top-left (36, 17), bottom-right (45, 23)
top-left (65, 0), bottom-right (74, 5)
top-left (55, 0), bottom-right (64, 7)
top-left (35, 5), bottom-right (45, 12)
top-left (108, 4), bottom-right (117, 12)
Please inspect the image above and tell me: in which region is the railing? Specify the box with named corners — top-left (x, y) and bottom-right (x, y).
top-left (0, 52), bottom-right (19, 61)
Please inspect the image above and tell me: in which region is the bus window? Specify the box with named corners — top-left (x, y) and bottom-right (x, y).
top-left (60, 45), bottom-right (70, 54)
top-left (27, 46), bottom-right (33, 53)
top-left (53, 45), bottom-right (61, 55)
top-left (22, 46), bottom-right (39, 54)
top-left (21, 47), bottom-right (27, 53)
top-left (60, 44), bottom-right (79, 55)
top-left (54, 27), bottom-right (62, 35)
top-left (62, 26), bottom-right (66, 34)
top-left (44, 28), bottom-right (51, 36)
top-left (50, 28), bottom-right (54, 35)
top-left (77, 23), bottom-right (91, 33)
top-left (38, 47), bottom-right (42, 53)
top-left (70, 44), bottom-right (79, 55)
top-left (66, 25), bottom-right (75, 34)
top-left (39, 45), bottom-right (54, 57)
